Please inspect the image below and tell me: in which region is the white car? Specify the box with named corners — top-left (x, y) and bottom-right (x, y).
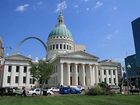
top-left (28, 88), bottom-right (54, 96)
top-left (70, 86), bottom-right (85, 91)
top-left (48, 87), bottom-right (59, 92)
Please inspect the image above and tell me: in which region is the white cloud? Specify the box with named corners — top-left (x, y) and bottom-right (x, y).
top-left (56, 1), bottom-right (67, 13)
top-left (113, 6), bottom-right (118, 11)
top-left (106, 34), bottom-right (113, 40)
top-left (107, 24), bottom-right (111, 26)
top-left (83, 0), bottom-right (89, 2)
top-left (74, 5), bottom-right (79, 8)
top-left (114, 30), bottom-right (119, 33)
top-left (15, 4), bottom-right (29, 12)
top-left (86, 8), bottom-right (90, 11)
top-left (94, 1), bottom-right (103, 9)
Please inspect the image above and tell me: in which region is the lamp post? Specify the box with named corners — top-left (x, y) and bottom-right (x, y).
top-left (127, 64), bottom-right (131, 94)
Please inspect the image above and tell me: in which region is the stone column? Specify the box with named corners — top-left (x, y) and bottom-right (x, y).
top-left (106, 70), bottom-right (109, 85)
top-left (115, 70), bottom-right (118, 85)
top-left (95, 65), bottom-right (99, 84)
top-left (19, 66), bottom-right (23, 87)
top-left (101, 69), bottom-right (104, 82)
top-left (111, 70), bottom-right (114, 85)
top-left (67, 63), bottom-right (70, 85)
top-left (26, 66), bottom-right (30, 88)
top-left (89, 65), bottom-right (92, 86)
top-left (92, 65), bottom-right (96, 86)
top-left (2, 65), bottom-right (8, 87)
top-left (60, 63), bottom-right (64, 85)
top-left (81, 64), bottom-right (85, 86)
top-left (74, 64), bottom-right (78, 85)
top-left (11, 66), bottom-right (16, 86)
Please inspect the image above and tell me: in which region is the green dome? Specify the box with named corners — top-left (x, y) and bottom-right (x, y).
top-left (48, 24), bottom-right (72, 38)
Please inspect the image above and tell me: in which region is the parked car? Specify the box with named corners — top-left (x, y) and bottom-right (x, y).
top-left (13, 88), bottom-right (22, 96)
top-left (48, 87), bottom-right (59, 92)
top-left (28, 88), bottom-right (54, 96)
top-left (59, 86), bottom-right (81, 94)
top-left (59, 87), bottom-right (70, 94)
top-left (0, 87), bottom-right (16, 96)
top-left (70, 87), bottom-right (81, 94)
top-left (70, 86), bottom-right (85, 91)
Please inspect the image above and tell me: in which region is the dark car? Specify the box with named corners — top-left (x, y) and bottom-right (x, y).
top-left (70, 87), bottom-right (81, 94)
top-left (59, 86), bottom-right (81, 94)
top-left (59, 87), bottom-right (70, 94)
top-left (0, 87), bottom-right (15, 96)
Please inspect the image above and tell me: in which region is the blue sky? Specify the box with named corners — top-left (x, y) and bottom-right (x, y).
top-left (0, 0), bottom-right (140, 65)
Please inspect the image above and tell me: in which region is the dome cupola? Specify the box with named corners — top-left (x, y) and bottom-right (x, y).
top-left (47, 14), bottom-right (74, 60)
top-left (48, 15), bottom-right (72, 38)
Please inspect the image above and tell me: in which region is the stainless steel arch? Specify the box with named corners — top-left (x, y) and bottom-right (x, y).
top-left (15, 36), bottom-right (47, 56)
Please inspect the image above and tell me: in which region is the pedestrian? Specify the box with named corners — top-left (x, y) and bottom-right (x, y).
top-left (22, 87), bottom-right (27, 96)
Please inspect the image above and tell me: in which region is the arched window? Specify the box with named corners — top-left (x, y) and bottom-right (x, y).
top-left (53, 44), bottom-right (55, 50)
top-left (69, 46), bottom-right (71, 50)
top-left (64, 44), bottom-right (66, 49)
top-left (56, 44), bottom-right (58, 49)
top-left (60, 44), bottom-right (62, 49)
top-left (50, 45), bottom-right (52, 50)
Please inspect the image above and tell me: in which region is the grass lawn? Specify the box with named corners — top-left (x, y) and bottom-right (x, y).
top-left (0, 95), bottom-right (140, 105)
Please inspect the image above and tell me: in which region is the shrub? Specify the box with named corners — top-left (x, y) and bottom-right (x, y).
top-left (86, 85), bottom-right (104, 95)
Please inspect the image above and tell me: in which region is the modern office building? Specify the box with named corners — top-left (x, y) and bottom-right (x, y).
top-left (124, 17), bottom-right (140, 86)
top-left (132, 17), bottom-right (140, 70)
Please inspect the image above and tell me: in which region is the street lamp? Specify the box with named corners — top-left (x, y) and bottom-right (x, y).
top-left (127, 64), bottom-right (131, 94)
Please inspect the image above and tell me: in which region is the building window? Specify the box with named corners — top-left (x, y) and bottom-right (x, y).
top-left (70, 65), bottom-right (72, 72)
top-left (30, 78), bottom-right (35, 84)
top-left (24, 66), bottom-right (27, 73)
top-left (109, 78), bottom-right (111, 83)
top-left (98, 70), bottom-right (100, 75)
top-left (99, 78), bottom-right (101, 82)
top-left (56, 44), bottom-right (58, 49)
top-left (60, 44), bottom-right (62, 49)
top-left (15, 76), bottom-right (19, 83)
top-left (64, 44), bottom-right (66, 49)
top-left (104, 70), bottom-right (106, 75)
top-left (78, 76), bottom-right (80, 85)
top-left (7, 76), bottom-right (11, 83)
top-left (67, 45), bottom-right (69, 49)
top-left (69, 46), bottom-right (71, 50)
top-left (50, 45), bottom-right (52, 50)
top-left (8, 65), bottom-right (12, 72)
top-left (23, 76), bottom-right (26, 83)
top-left (114, 78), bottom-right (116, 84)
top-left (78, 65), bottom-right (80, 72)
top-left (113, 70), bottom-right (115, 75)
top-left (104, 78), bottom-right (106, 83)
top-left (16, 66), bottom-right (19, 72)
top-left (53, 44), bottom-right (55, 50)
top-left (109, 70), bottom-right (111, 75)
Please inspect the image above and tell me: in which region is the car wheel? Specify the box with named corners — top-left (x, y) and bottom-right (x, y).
top-left (32, 93), bottom-right (37, 96)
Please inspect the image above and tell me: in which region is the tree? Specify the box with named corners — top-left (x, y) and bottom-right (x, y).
top-left (29, 60), bottom-right (53, 95)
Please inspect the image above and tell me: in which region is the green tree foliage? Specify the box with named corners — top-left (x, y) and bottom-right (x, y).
top-left (29, 60), bottom-right (53, 94)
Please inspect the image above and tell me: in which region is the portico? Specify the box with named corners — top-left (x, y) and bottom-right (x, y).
top-left (48, 51), bottom-right (99, 87)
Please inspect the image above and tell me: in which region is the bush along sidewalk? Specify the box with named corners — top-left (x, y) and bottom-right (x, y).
top-left (85, 82), bottom-right (116, 96)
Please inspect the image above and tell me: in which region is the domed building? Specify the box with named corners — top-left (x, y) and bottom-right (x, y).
top-left (47, 14), bottom-right (119, 87)
top-left (0, 14), bottom-right (120, 89)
